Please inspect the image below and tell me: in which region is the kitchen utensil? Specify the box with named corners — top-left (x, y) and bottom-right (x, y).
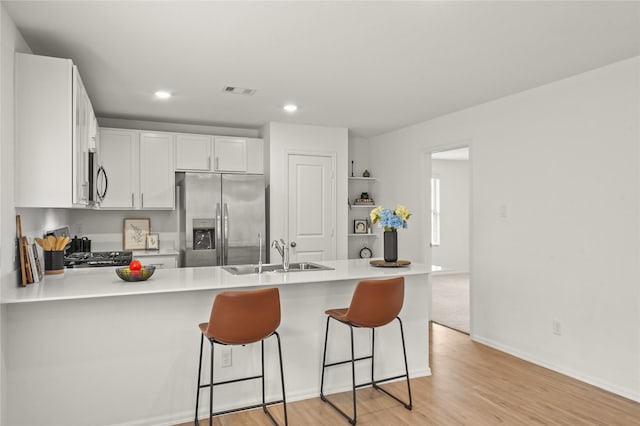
top-left (115, 265), bottom-right (155, 282)
top-left (56, 236), bottom-right (69, 251)
top-left (35, 237), bottom-right (47, 250)
top-left (46, 235), bottom-right (56, 251)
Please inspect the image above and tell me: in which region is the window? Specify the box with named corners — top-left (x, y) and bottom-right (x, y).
top-left (431, 177), bottom-right (441, 246)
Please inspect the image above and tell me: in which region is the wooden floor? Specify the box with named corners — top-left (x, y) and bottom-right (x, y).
top-left (183, 322), bottom-right (640, 425)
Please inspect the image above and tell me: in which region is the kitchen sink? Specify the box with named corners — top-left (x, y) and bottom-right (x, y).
top-left (223, 262), bottom-right (333, 275)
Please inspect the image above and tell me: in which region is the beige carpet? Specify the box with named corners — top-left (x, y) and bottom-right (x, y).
top-left (431, 273), bottom-right (470, 333)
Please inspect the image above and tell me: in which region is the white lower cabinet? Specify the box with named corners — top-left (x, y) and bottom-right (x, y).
top-left (98, 128), bottom-right (175, 209)
top-left (134, 253), bottom-right (178, 269)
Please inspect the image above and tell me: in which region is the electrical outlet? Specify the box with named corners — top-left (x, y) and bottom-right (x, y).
top-left (221, 347), bottom-right (232, 368)
top-left (552, 319), bottom-right (562, 336)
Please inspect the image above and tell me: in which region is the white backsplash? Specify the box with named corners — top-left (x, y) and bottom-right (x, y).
top-left (67, 209), bottom-right (179, 252)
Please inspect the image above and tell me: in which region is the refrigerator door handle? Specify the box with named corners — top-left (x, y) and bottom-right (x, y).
top-left (216, 202), bottom-right (222, 265)
top-left (223, 203), bottom-right (229, 265)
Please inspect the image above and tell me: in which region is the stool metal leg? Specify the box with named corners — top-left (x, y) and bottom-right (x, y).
top-left (209, 339), bottom-right (214, 425)
top-left (320, 316), bottom-right (358, 425)
top-left (349, 324), bottom-right (357, 425)
top-left (320, 316), bottom-right (331, 399)
top-left (261, 339), bottom-right (266, 414)
top-left (194, 333), bottom-right (204, 425)
top-left (398, 317), bottom-right (413, 410)
top-left (321, 316), bottom-right (412, 425)
top-left (370, 317), bottom-right (413, 410)
top-left (275, 331), bottom-right (288, 425)
top-left (371, 328), bottom-right (375, 386)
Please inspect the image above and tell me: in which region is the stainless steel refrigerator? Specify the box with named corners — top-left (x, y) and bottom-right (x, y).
top-left (177, 172), bottom-right (266, 267)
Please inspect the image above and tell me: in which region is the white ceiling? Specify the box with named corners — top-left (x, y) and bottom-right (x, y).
top-left (4, 1), bottom-right (640, 137)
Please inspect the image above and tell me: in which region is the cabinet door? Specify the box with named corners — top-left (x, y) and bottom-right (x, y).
top-left (72, 69), bottom-right (92, 207)
top-left (213, 137), bottom-right (247, 172)
top-left (246, 138), bottom-right (264, 174)
top-left (71, 70), bottom-right (89, 206)
top-left (175, 134), bottom-right (212, 171)
top-left (136, 255), bottom-right (178, 269)
top-left (99, 129), bottom-right (138, 209)
top-left (140, 132), bottom-right (175, 209)
top-left (15, 53), bottom-right (74, 208)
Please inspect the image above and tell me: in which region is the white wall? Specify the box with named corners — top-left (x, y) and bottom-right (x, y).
top-left (263, 122), bottom-right (348, 261)
top-left (348, 135), bottom-right (371, 178)
top-left (67, 209), bottom-right (178, 252)
top-left (431, 159), bottom-right (469, 271)
top-left (1, 13), bottom-right (74, 425)
top-left (370, 57), bottom-right (640, 401)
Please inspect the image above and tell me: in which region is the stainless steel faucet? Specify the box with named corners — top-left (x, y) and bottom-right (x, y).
top-left (271, 238), bottom-right (289, 271)
top-left (258, 233), bottom-right (263, 274)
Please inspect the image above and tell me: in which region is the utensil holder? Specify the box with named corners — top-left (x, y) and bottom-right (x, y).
top-left (44, 251), bottom-right (64, 275)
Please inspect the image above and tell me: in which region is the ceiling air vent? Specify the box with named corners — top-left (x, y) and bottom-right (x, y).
top-left (223, 86), bottom-right (256, 96)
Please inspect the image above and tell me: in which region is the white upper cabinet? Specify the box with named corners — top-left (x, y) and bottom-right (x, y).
top-left (176, 135), bottom-right (264, 174)
top-left (15, 53), bottom-right (96, 208)
top-left (139, 132), bottom-right (175, 209)
top-left (98, 129), bottom-right (174, 210)
top-left (246, 138), bottom-right (264, 174)
top-left (97, 129), bottom-right (138, 209)
top-left (213, 137), bottom-right (247, 172)
top-left (72, 71), bottom-right (96, 206)
top-left (175, 133), bottom-right (213, 171)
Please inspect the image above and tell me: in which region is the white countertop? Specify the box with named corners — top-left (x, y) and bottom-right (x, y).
top-left (1, 259), bottom-right (432, 304)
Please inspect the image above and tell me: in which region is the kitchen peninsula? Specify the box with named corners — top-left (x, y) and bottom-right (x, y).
top-left (2, 259), bottom-right (431, 426)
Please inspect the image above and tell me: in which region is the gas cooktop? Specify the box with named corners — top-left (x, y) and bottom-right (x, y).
top-left (64, 251), bottom-right (133, 268)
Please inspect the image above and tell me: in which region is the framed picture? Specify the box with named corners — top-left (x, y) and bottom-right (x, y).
top-left (123, 218), bottom-right (150, 250)
top-left (354, 219), bottom-right (368, 234)
top-left (146, 233), bottom-right (160, 250)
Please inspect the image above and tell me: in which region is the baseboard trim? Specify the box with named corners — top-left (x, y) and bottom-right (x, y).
top-left (110, 367), bottom-right (432, 426)
top-left (431, 270), bottom-right (469, 276)
top-left (472, 334), bottom-right (640, 403)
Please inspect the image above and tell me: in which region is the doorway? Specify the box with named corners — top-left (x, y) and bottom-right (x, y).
top-left (430, 147), bottom-right (470, 334)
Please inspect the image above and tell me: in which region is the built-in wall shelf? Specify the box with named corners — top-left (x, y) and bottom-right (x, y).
top-left (349, 177), bottom-right (378, 182)
top-left (348, 170), bottom-right (379, 259)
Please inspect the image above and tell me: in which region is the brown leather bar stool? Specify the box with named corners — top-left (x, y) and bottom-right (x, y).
top-left (194, 287), bottom-right (287, 425)
top-left (320, 276), bottom-right (412, 425)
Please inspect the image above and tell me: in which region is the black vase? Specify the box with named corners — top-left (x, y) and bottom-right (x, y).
top-left (384, 230), bottom-right (398, 263)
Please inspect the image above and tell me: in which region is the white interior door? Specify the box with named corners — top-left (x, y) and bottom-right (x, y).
top-left (288, 154), bottom-right (335, 262)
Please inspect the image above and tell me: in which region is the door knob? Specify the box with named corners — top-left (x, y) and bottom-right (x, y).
top-left (290, 242), bottom-right (297, 247)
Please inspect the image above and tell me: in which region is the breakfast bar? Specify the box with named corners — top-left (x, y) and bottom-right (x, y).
top-left (2, 259), bottom-right (431, 426)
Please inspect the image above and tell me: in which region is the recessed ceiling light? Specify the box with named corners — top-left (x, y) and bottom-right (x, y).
top-left (283, 104), bottom-right (298, 113)
top-left (154, 91), bottom-right (172, 99)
